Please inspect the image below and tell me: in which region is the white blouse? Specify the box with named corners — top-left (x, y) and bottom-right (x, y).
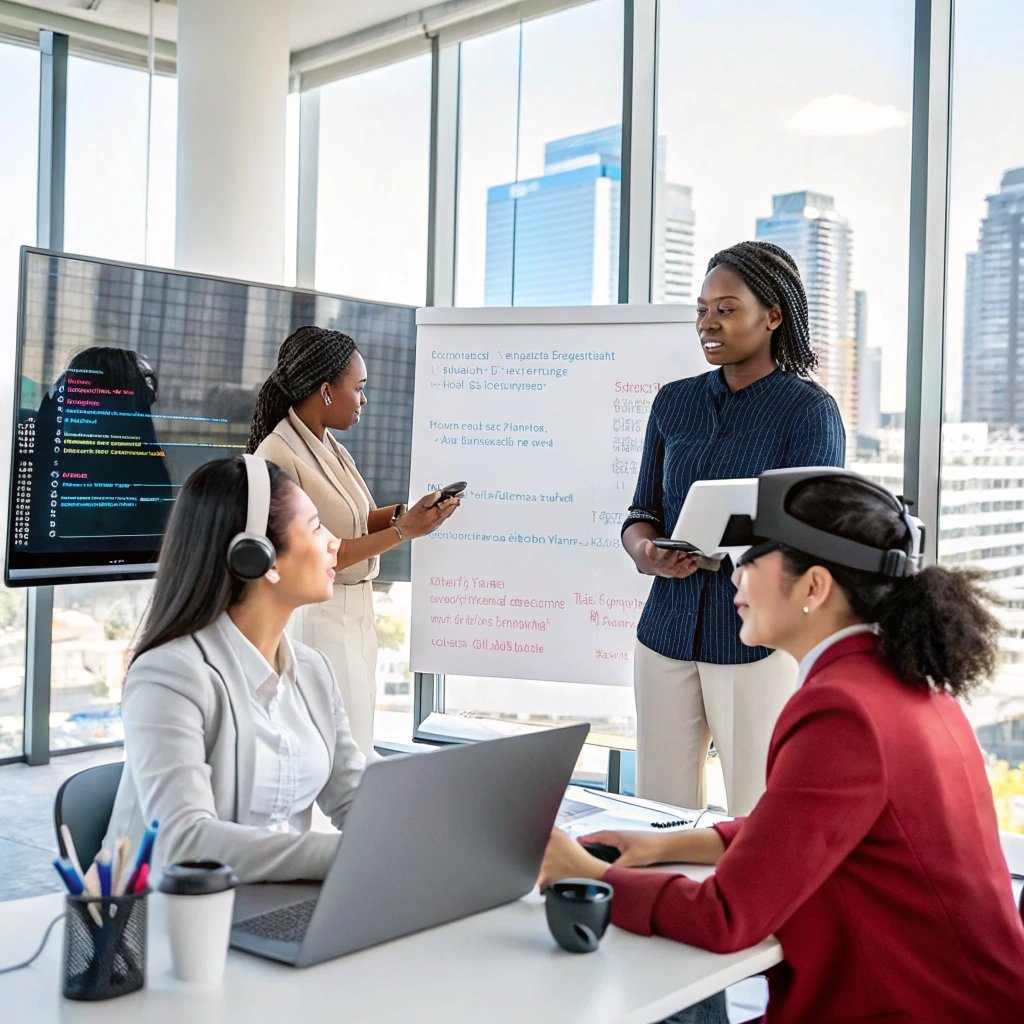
top-left (796, 623), bottom-right (877, 689)
top-left (216, 613), bottom-right (331, 833)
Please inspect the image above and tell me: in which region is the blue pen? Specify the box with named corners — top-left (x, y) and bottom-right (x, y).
top-left (95, 851), bottom-right (113, 899)
top-left (126, 820), bottom-right (159, 892)
top-left (53, 857), bottom-right (85, 896)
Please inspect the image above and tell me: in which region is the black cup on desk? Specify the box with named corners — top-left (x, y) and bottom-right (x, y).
top-left (545, 878), bottom-right (613, 953)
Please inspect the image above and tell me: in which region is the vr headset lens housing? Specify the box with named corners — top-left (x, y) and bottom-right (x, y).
top-left (723, 468), bottom-right (925, 579)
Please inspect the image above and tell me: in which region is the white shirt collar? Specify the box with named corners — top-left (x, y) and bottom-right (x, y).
top-left (796, 623), bottom-right (876, 689)
top-left (217, 611), bottom-right (296, 708)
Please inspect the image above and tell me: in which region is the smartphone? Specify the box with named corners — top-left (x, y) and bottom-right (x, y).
top-left (427, 480), bottom-right (467, 508)
top-left (651, 539), bottom-right (702, 553)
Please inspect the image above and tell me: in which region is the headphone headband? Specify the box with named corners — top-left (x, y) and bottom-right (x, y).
top-left (242, 454), bottom-right (270, 537)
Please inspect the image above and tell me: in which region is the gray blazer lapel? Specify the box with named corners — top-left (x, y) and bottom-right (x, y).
top-left (193, 621), bottom-right (256, 824)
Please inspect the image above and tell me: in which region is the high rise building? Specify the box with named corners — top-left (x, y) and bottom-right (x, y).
top-left (855, 290), bottom-right (882, 443)
top-left (484, 126), bottom-right (694, 306)
top-left (962, 168), bottom-right (1024, 427)
top-left (755, 191), bottom-right (856, 437)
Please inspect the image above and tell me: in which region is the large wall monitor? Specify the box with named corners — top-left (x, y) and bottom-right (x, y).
top-left (6, 247), bottom-right (416, 586)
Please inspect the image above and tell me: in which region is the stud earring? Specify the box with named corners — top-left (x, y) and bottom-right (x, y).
top-left (802, 606), bottom-right (810, 615)
top-left (266, 569), bottom-right (280, 584)
top-left (323, 391), bottom-right (332, 407)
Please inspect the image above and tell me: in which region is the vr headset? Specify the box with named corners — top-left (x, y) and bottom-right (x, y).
top-left (721, 467), bottom-right (925, 579)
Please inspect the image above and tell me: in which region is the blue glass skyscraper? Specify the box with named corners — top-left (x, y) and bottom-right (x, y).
top-left (484, 126), bottom-right (693, 306)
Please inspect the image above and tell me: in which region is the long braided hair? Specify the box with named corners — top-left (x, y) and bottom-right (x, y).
top-left (705, 240), bottom-right (818, 377)
top-left (247, 326), bottom-right (358, 453)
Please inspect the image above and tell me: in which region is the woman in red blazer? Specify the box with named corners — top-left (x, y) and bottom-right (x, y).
top-left (541, 468), bottom-right (1024, 1023)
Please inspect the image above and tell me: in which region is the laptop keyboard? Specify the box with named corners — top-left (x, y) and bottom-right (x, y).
top-left (234, 898), bottom-right (317, 944)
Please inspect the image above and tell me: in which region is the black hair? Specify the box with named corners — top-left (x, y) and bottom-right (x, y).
top-left (55, 346), bottom-right (158, 410)
top-left (705, 240), bottom-right (819, 378)
top-left (131, 457), bottom-right (295, 662)
top-left (779, 476), bottom-right (1001, 698)
top-left (246, 326), bottom-right (358, 453)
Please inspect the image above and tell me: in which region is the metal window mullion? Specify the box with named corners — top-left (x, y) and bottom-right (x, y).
top-left (618, 0), bottom-right (657, 304)
top-left (295, 86), bottom-right (320, 290)
top-left (426, 33), bottom-right (459, 308)
top-left (903, 0), bottom-right (953, 566)
top-left (415, 33), bottom-right (460, 736)
top-left (24, 29), bottom-right (69, 765)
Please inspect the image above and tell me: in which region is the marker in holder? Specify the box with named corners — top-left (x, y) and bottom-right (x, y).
top-left (61, 890), bottom-right (147, 1001)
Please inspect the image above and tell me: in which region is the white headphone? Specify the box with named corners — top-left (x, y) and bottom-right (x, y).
top-left (226, 455), bottom-right (276, 580)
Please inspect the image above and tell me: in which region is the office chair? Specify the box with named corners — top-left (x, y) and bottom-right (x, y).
top-left (53, 761), bottom-right (124, 869)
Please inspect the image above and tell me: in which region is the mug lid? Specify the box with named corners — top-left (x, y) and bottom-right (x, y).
top-left (158, 860), bottom-right (240, 896)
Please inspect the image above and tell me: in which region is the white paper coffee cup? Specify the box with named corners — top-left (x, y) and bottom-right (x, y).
top-left (159, 861), bottom-right (239, 986)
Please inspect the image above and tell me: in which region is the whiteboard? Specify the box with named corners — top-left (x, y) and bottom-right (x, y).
top-left (408, 304), bottom-right (704, 686)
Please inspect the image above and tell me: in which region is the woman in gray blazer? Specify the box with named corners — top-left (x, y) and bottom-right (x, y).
top-left (105, 456), bottom-right (368, 882)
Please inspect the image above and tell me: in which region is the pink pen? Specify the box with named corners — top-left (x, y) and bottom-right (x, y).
top-left (131, 862), bottom-right (150, 894)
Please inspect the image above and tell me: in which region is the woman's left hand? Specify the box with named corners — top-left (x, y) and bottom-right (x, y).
top-left (537, 827), bottom-right (609, 892)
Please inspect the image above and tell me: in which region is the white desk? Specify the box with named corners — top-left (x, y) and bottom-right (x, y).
top-left (0, 790), bottom-right (783, 1023)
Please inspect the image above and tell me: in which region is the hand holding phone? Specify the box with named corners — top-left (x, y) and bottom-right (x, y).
top-left (651, 538), bottom-right (724, 572)
top-left (427, 480), bottom-right (467, 508)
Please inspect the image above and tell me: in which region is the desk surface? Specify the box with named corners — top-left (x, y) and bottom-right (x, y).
top-left (0, 790), bottom-right (783, 1023)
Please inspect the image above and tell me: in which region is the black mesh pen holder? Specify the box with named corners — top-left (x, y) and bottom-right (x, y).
top-left (62, 891), bottom-right (147, 1001)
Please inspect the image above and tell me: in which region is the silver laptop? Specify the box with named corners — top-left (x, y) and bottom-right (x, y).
top-left (229, 722), bottom-right (589, 966)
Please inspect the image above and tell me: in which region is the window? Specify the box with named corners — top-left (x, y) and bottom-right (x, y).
top-left (656, 0), bottom-right (914, 483)
top-left (0, 39), bottom-right (38, 758)
top-left (314, 55), bottom-right (431, 305)
top-left (455, 0), bottom-right (624, 307)
top-left (51, 53), bottom-right (176, 751)
top-left (64, 56), bottom-right (176, 265)
top-left (940, 0), bottom-right (1024, 831)
top-left (49, 581), bottom-right (153, 751)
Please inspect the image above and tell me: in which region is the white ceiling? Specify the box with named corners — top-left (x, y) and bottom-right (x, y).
top-left (7, 1), bottom-right (452, 51)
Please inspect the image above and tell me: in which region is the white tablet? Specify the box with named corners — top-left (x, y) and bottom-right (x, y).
top-left (659, 478), bottom-right (758, 567)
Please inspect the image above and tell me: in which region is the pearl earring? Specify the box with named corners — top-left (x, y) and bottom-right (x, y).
top-left (802, 606), bottom-right (810, 615)
top-left (266, 569), bottom-right (280, 584)
top-left (323, 391), bottom-right (332, 407)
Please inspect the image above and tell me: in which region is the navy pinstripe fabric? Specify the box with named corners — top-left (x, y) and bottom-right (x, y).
top-left (628, 367), bottom-right (845, 665)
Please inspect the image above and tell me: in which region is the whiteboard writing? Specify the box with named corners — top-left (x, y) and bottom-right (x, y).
top-left (409, 305), bottom-right (703, 686)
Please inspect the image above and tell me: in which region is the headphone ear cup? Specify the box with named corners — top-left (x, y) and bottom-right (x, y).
top-left (227, 532), bottom-right (276, 581)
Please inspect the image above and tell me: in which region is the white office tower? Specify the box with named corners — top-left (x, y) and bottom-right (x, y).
top-left (652, 133), bottom-right (696, 303)
top-left (756, 191), bottom-right (856, 439)
top-left (855, 290), bottom-right (883, 447)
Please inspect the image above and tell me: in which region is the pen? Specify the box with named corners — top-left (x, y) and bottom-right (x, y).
top-left (130, 863), bottom-right (150, 895)
top-left (125, 820), bottom-right (158, 893)
top-left (59, 823), bottom-right (86, 883)
top-left (53, 857), bottom-right (85, 896)
top-left (78, 863), bottom-right (105, 927)
top-left (95, 851), bottom-right (113, 899)
top-left (112, 836), bottom-right (131, 896)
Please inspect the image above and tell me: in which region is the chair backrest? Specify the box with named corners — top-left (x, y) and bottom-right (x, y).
top-left (53, 761), bottom-right (124, 871)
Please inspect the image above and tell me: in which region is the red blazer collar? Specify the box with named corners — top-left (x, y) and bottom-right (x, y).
top-left (804, 631), bottom-right (881, 685)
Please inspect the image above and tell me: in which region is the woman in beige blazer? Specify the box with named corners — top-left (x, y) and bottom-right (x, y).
top-left (106, 456), bottom-right (367, 881)
top-left (247, 327), bottom-right (459, 756)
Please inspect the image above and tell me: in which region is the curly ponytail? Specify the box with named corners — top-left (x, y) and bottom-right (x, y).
top-left (780, 477), bottom-right (1001, 698)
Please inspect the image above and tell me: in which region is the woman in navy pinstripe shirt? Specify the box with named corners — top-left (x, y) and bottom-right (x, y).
top-left (622, 240), bottom-right (845, 816)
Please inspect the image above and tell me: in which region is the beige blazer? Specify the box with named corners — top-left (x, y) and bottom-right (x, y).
top-left (104, 620), bottom-right (366, 882)
top-left (255, 410), bottom-right (380, 585)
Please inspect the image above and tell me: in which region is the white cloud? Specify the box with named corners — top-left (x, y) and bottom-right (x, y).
top-left (787, 94), bottom-right (910, 136)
